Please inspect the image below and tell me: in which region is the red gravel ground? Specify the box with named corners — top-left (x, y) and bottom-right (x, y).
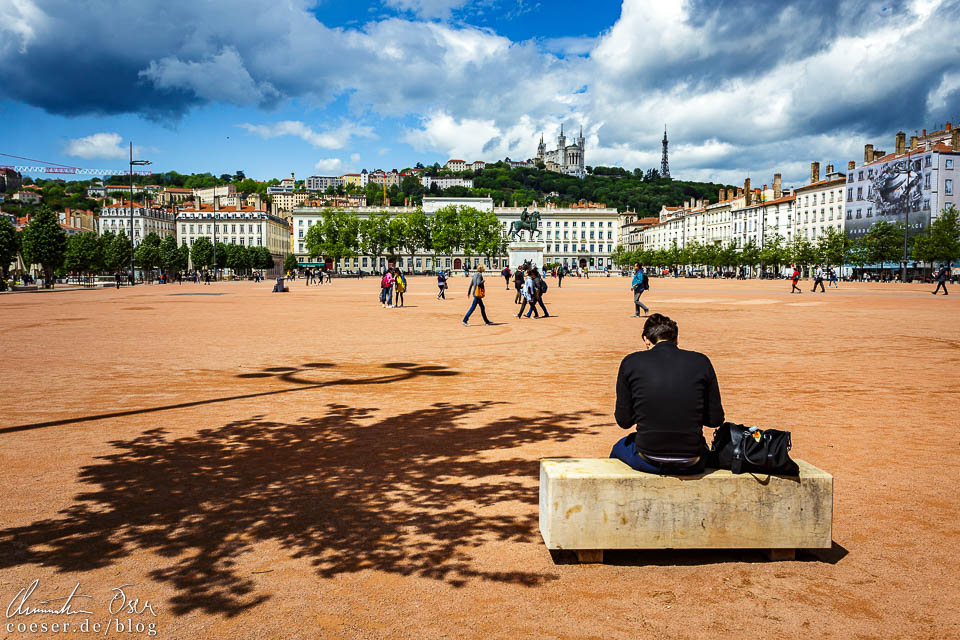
top-left (0, 275), bottom-right (957, 639)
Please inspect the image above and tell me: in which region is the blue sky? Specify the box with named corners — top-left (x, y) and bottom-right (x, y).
top-left (1, 0), bottom-right (959, 188)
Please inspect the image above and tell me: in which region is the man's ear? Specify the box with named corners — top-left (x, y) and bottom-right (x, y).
top-left (642, 336), bottom-right (652, 348)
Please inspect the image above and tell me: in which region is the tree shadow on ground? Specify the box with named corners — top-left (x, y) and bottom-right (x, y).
top-left (0, 399), bottom-right (602, 617)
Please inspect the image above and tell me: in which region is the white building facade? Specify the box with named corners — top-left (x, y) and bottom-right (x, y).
top-left (421, 176), bottom-right (474, 190)
top-left (176, 205), bottom-right (289, 265)
top-left (98, 201), bottom-right (175, 245)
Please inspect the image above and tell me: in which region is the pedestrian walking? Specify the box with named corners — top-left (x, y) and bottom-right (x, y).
top-left (518, 269), bottom-right (539, 318)
top-left (790, 265), bottom-right (802, 293)
top-left (437, 270), bottom-right (447, 299)
top-left (812, 266), bottom-right (825, 292)
top-left (557, 266), bottom-right (564, 288)
top-left (501, 266), bottom-right (511, 289)
top-left (531, 268), bottom-right (549, 317)
top-left (513, 266), bottom-right (525, 304)
top-left (828, 266), bottom-right (838, 288)
top-left (463, 265), bottom-right (493, 326)
top-left (932, 263), bottom-right (951, 295)
top-left (115, 271), bottom-right (121, 289)
top-left (631, 263), bottom-right (649, 316)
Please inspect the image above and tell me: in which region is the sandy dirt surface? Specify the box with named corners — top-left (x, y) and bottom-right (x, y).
top-left (0, 275), bottom-right (957, 639)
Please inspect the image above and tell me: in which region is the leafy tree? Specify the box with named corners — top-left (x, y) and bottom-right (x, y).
top-left (718, 241), bottom-right (739, 272)
top-left (191, 236), bottom-right (214, 270)
top-left (386, 215), bottom-right (407, 260)
top-left (305, 209), bottom-right (360, 269)
top-left (475, 209), bottom-right (506, 263)
top-left (788, 235), bottom-right (817, 271)
top-left (134, 232), bottom-right (162, 278)
top-left (912, 205), bottom-right (960, 266)
top-left (740, 239), bottom-right (761, 272)
top-left (176, 243), bottom-right (191, 272)
top-left (283, 252), bottom-right (298, 274)
top-left (63, 232), bottom-right (103, 275)
top-left (359, 214), bottom-right (391, 271)
top-left (862, 220), bottom-right (904, 271)
top-left (847, 238), bottom-right (870, 278)
top-left (0, 215), bottom-right (20, 281)
top-left (398, 208), bottom-right (432, 270)
top-left (760, 233), bottom-right (787, 273)
top-left (20, 206), bottom-right (68, 287)
top-left (430, 205), bottom-right (463, 265)
top-left (816, 227), bottom-right (851, 268)
top-left (159, 234), bottom-right (180, 276)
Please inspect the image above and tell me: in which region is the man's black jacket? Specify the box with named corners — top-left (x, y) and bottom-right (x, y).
top-left (614, 341), bottom-right (724, 457)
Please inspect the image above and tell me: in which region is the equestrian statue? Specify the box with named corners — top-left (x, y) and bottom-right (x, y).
top-left (508, 208), bottom-right (542, 241)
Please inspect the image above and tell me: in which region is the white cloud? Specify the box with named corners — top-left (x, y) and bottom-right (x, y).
top-left (64, 132), bottom-right (129, 160)
top-left (350, 153), bottom-right (361, 163)
top-left (314, 158), bottom-right (343, 172)
top-left (238, 121), bottom-right (375, 150)
top-left (382, 0), bottom-right (471, 19)
top-left (0, 0), bottom-right (47, 55)
top-left (140, 47), bottom-right (279, 106)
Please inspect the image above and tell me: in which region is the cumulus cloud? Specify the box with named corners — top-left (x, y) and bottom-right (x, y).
top-left (314, 158), bottom-right (343, 172)
top-left (64, 132), bottom-right (129, 160)
top-left (2, 0), bottom-right (959, 186)
top-left (238, 121), bottom-right (375, 149)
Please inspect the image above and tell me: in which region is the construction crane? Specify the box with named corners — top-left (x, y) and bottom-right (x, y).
top-left (0, 152), bottom-right (154, 176)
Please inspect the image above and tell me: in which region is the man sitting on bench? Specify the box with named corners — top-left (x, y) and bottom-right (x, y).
top-left (611, 313), bottom-right (724, 475)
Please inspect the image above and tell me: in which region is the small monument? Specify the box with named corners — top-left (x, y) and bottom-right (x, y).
top-left (507, 208), bottom-right (545, 269)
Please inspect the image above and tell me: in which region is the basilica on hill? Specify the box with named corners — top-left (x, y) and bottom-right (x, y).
top-left (536, 125), bottom-right (586, 178)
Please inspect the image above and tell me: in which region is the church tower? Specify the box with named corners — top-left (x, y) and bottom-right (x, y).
top-left (577, 125), bottom-right (585, 173)
top-left (537, 133), bottom-right (546, 161)
top-left (558, 124), bottom-right (567, 167)
top-left (660, 125), bottom-right (671, 179)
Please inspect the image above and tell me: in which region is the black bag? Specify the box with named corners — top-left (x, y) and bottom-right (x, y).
top-left (708, 422), bottom-right (799, 476)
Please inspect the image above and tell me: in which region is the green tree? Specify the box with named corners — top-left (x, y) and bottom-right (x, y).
top-left (430, 205), bottom-right (463, 267)
top-left (740, 239), bottom-right (761, 273)
top-left (816, 227), bottom-right (851, 268)
top-left (359, 214), bottom-right (391, 271)
top-left (718, 241), bottom-right (739, 272)
top-left (862, 220), bottom-right (904, 272)
top-left (912, 205), bottom-right (960, 266)
top-left (760, 233), bottom-right (787, 273)
top-left (176, 243), bottom-right (191, 272)
top-left (191, 236), bottom-right (214, 270)
top-left (159, 234), bottom-right (180, 276)
top-left (20, 206), bottom-right (68, 287)
top-left (305, 209), bottom-right (360, 270)
top-left (398, 208), bottom-right (432, 270)
top-left (134, 232), bottom-right (162, 279)
top-left (0, 215), bottom-right (20, 281)
top-left (788, 234), bottom-right (817, 272)
top-left (63, 232), bottom-right (103, 276)
top-left (283, 252), bottom-right (298, 274)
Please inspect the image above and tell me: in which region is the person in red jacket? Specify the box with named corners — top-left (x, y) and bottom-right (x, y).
top-left (790, 265), bottom-right (802, 294)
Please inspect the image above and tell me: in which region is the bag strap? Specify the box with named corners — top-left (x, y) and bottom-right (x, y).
top-left (729, 426), bottom-right (745, 474)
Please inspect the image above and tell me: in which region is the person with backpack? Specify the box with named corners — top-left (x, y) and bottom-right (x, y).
top-left (501, 266), bottom-right (511, 289)
top-left (380, 268), bottom-right (395, 308)
top-left (531, 268), bottom-right (549, 317)
top-left (631, 263), bottom-right (649, 317)
top-left (557, 265), bottom-right (564, 288)
top-left (437, 270), bottom-right (448, 299)
top-left (932, 263), bottom-right (950, 295)
top-left (513, 266), bottom-right (525, 304)
top-left (394, 269), bottom-right (407, 307)
top-left (463, 264), bottom-right (493, 326)
top-left (518, 268), bottom-right (540, 319)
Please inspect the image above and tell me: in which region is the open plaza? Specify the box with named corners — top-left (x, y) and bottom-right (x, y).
top-left (1, 276), bottom-right (957, 639)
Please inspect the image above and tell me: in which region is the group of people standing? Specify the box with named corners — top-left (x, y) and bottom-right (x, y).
top-left (303, 268), bottom-right (331, 286)
top-left (379, 267), bottom-right (408, 308)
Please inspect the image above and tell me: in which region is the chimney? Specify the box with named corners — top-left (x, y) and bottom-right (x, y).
top-left (922, 129), bottom-right (927, 137)
top-left (896, 131), bottom-right (906, 155)
top-left (774, 173), bottom-right (782, 199)
top-left (848, 160), bottom-right (856, 170)
top-left (810, 162), bottom-right (820, 183)
top-left (910, 135), bottom-right (919, 149)
top-left (946, 122), bottom-right (952, 131)
top-left (194, 196), bottom-right (202, 210)
top-left (736, 188), bottom-right (743, 199)
top-left (744, 178), bottom-right (752, 206)
top-left (719, 188), bottom-right (725, 202)
top-left (952, 128), bottom-right (960, 151)
top-left (727, 188), bottom-right (734, 201)
top-left (826, 164), bottom-right (834, 175)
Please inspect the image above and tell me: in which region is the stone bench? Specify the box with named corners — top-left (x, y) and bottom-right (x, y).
top-left (539, 458), bottom-right (832, 563)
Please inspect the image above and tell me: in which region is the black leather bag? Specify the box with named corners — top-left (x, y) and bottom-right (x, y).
top-left (708, 422), bottom-right (800, 476)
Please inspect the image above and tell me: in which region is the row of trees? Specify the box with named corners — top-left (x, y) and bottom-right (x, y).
top-left (612, 207), bottom-right (960, 273)
top-left (302, 206), bottom-right (505, 269)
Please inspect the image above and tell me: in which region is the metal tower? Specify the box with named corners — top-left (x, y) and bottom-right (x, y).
top-left (660, 125), bottom-right (670, 178)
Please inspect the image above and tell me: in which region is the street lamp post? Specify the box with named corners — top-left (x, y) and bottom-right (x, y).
top-left (128, 142), bottom-right (151, 285)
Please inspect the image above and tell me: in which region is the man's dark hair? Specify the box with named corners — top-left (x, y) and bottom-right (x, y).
top-left (642, 313), bottom-right (678, 344)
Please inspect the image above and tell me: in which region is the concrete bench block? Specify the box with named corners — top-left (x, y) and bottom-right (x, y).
top-left (539, 458), bottom-right (832, 561)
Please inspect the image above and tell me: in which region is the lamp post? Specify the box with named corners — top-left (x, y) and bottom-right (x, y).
top-left (128, 142), bottom-right (151, 285)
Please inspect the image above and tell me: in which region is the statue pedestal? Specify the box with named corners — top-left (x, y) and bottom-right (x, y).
top-left (507, 241), bottom-right (545, 270)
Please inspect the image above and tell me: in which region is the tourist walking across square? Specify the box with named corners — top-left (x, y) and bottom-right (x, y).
top-left (437, 270), bottom-right (447, 299)
top-left (513, 266), bottom-right (525, 304)
top-left (790, 265), bottom-right (802, 293)
top-left (812, 266), bottom-right (825, 292)
top-left (828, 266), bottom-right (839, 287)
top-left (518, 268), bottom-right (540, 319)
top-left (380, 268), bottom-right (395, 308)
top-left (462, 265), bottom-right (493, 326)
top-left (501, 266), bottom-right (511, 289)
top-left (932, 263), bottom-right (950, 295)
top-left (394, 269), bottom-right (407, 307)
top-left (631, 263), bottom-right (649, 316)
